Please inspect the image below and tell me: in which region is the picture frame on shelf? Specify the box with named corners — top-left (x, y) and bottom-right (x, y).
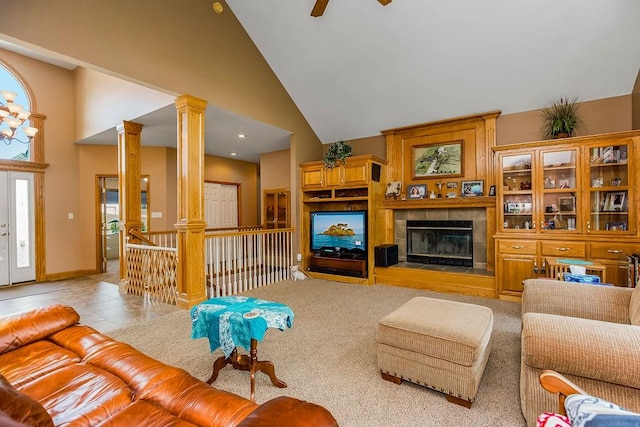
top-left (461, 180), bottom-right (483, 197)
top-left (558, 196), bottom-right (576, 212)
top-left (607, 192), bottom-right (626, 211)
top-left (407, 184), bottom-right (426, 199)
top-left (385, 181), bottom-right (402, 199)
top-left (412, 140), bottom-right (463, 179)
top-left (446, 181), bottom-right (458, 189)
top-left (488, 185), bottom-right (496, 196)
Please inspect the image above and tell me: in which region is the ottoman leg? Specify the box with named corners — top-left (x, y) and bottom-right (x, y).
top-left (381, 372), bottom-right (403, 385)
top-left (446, 395), bottom-right (472, 408)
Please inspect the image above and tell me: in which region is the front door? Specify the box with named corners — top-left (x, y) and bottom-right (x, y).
top-left (0, 171), bottom-right (36, 286)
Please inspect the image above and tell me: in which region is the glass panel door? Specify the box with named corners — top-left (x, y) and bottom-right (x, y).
top-left (588, 143), bottom-right (631, 233)
top-left (501, 154), bottom-right (533, 231)
top-left (541, 149), bottom-right (578, 232)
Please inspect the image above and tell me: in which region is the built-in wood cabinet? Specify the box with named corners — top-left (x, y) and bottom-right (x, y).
top-left (300, 155), bottom-right (387, 284)
top-left (263, 189), bottom-right (290, 229)
top-left (493, 131), bottom-right (640, 300)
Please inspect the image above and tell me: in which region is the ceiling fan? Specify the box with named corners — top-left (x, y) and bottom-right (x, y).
top-left (311, 0), bottom-right (392, 17)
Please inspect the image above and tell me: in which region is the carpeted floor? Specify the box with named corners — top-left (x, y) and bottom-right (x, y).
top-left (108, 278), bottom-right (525, 427)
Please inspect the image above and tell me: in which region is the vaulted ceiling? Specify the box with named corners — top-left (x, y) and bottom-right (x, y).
top-left (227, 0), bottom-right (640, 143)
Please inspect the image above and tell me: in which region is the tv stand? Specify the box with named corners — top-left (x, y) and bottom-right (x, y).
top-left (308, 255), bottom-right (367, 278)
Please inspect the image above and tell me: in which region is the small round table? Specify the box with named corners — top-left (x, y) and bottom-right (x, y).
top-left (191, 296), bottom-right (293, 401)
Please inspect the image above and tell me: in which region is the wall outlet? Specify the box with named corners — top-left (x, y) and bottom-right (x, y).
top-left (296, 253), bottom-right (302, 262)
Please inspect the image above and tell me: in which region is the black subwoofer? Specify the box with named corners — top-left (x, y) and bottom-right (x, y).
top-left (374, 244), bottom-right (398, 267)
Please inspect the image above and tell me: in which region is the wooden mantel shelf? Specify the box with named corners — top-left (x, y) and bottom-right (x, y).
top-left (383, 196), bottom-right (496, 210)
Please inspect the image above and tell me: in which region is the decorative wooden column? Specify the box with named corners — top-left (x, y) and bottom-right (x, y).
top-left (175, 95), bottom-right (208, 309)
top-left (116, 121), bottom-right (143, 280)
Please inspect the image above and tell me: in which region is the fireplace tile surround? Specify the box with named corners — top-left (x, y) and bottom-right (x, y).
top-left (394, 208), bottom-right (488, 270)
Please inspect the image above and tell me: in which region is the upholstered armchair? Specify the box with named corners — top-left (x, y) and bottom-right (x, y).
top-left (520, 279), bottom-right (640, 426)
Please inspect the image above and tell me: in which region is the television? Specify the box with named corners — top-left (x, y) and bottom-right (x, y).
top-left (310, 210), bottom-right (367, 256)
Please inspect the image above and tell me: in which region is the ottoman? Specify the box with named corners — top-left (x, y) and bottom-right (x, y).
top-left (376, 297), bottom-right (494, 407)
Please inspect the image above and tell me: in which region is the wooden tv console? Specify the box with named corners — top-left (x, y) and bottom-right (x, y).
top-left (308, 255), bottom-right (367, 278)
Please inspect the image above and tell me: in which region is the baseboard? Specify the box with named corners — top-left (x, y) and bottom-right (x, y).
top-left (44, 269), bottom-right (100, 282)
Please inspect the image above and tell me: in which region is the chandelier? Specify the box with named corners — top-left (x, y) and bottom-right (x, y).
top-left (0, 90), bottom-right (38, 145)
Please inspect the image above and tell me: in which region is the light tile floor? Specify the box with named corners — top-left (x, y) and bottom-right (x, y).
top-left (0, 263), bottom-right (182, 333)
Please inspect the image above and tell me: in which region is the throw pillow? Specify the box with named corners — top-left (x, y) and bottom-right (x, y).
top-left (0, 374), bottom-right (53, 427)
top-left (565, 393), bottom-right (640, 427)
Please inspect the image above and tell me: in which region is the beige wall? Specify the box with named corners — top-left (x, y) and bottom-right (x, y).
top-left (260, 149), bottom-right (291, 190)
top-left (497, 95), bottom-right (632, 145)
top-left (0, 0), bottom-right (323, 258)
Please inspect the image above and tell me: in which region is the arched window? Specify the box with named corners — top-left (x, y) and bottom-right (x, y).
top-left (0, 63), bottom-right (36, 161)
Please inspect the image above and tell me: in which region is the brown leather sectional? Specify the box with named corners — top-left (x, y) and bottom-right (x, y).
top-left (0, 305), bottom-right (338, 426)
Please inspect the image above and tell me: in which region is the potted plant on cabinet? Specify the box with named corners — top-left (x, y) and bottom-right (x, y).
top-left (323, 140), bottom-right (352, 168)
top-left (540, 97), bottom-right (585, 140)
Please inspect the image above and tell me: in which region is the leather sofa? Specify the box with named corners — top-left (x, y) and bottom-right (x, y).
top-left (0, 305), bottom-right (337, 427)
top-left (520, 278), bottom-right (640, 426)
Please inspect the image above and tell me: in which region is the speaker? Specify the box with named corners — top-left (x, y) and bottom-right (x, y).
top-left (371, 163), bottom-right (381, 182)
top-left (375, 244), bottom-right (398, 267)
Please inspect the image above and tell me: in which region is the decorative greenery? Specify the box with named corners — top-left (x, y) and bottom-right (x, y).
top-left (323, 140), bottom-right (353, 168)
top-left (540, 97), bottom-right (585, 140)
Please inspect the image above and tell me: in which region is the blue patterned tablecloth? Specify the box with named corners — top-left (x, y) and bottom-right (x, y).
top-left (191, 296), bottom-right (294, 357)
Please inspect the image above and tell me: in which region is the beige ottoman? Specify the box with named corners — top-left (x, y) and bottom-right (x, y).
top-left (376, 297), bottom-right (494, 407)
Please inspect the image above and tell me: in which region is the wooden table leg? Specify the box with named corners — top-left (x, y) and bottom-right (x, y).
top-left (205, 340), bottom-right (286, 401)
top-left (206, 348), bottom-right (237, 384)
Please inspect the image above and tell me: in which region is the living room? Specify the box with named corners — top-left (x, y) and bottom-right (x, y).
top-left (1, 1), bottom-right (640, 426)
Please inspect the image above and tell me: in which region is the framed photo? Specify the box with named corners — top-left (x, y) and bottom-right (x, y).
top-left (407, 184), bottom-right (426, 199)
top-left (385, 181), bottom-right (402, 199)
top-left (607, 192), bottom-right (626, 211)
top-left (461, 180), bottom-right (483, 197)
top-left (558, 196), bottom-right (576, 212)
top-left (412, 140), bottom-right (463, 179)
top-left (446, 181), bottom-right (458, 189)
top-left (488, 185), bottom-right (496, 196)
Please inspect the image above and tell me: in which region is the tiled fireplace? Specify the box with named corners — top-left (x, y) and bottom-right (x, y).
top-left (394, 208), bottom-right (487, 270)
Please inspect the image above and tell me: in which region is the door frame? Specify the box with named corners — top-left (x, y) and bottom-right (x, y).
top-left (95, 174), bottom-right (150, 273)
top-left (0, 161), bottom-right (47, 282)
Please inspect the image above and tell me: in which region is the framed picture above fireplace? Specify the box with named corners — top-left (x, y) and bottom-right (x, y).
top-left (461, 180), bottom-right (484, 197)
top-left (412, 140), bottom-right (463, 179)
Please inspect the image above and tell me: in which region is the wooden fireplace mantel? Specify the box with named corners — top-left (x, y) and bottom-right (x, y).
top-left (383, 196), bottom-right (496, 210)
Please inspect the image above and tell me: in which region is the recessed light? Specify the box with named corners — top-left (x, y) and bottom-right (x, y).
top-left (230, 152), bottom-right (237, 156)
top-left (238, 134), bottom-right (246, 139)
top-left (212, 2), bottom-right (224, 14)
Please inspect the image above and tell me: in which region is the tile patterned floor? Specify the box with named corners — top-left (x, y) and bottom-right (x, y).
top-left (0, 266), bottom-right (182, 333)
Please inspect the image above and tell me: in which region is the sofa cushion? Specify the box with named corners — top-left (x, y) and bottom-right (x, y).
top-left (0, 374), bottom-right (53, 427)
top-left (629, 286), bottom-right (640, 326)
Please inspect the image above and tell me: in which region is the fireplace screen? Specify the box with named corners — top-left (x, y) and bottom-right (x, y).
top-left (406, 220), bottom-right (473, 267)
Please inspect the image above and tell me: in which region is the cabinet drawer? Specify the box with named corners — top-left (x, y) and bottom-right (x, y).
top-left (590, 242), bottom-right (640, 260)
top-left (541, 241), bottom-right (586, 257)
top-left (498, 239), bottom-right (537, 255)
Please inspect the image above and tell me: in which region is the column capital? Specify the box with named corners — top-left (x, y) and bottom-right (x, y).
top-left (175, 94), bottom-right (208, 112)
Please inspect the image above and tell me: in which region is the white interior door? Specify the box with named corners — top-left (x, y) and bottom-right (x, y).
top-left (0, 171), bottom-right (35, 286)
top-left (204, 183), bottom-right (238, 229)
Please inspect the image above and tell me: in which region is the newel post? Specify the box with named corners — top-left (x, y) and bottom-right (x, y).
top-left (175, 94), bottom-right (208, 309)
top-left (117, 121), bottom-right (143, 280)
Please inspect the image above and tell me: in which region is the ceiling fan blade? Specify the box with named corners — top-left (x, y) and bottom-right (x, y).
top-left (377, 0), bottom-right (392, 5)
top-left (311, 0), bottom-right (329, 17)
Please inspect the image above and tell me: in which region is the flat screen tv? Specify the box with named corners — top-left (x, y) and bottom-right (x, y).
top-left (310, 210), bottom-right (367, 254)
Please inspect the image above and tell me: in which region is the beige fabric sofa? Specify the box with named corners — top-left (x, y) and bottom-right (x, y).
top-left (520, 278), bottom-right (640, 426)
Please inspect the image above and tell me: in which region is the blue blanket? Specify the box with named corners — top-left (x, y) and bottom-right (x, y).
top-left (191, 296), bottom-right (294, 357)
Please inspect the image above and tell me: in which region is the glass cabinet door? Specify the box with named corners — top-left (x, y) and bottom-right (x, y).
top-left (588, 143), bottom-right (632, 234)
top-left (500, 154), bottom-right (533, 231)
top-left (540, 149), bottom-right (578, 232)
